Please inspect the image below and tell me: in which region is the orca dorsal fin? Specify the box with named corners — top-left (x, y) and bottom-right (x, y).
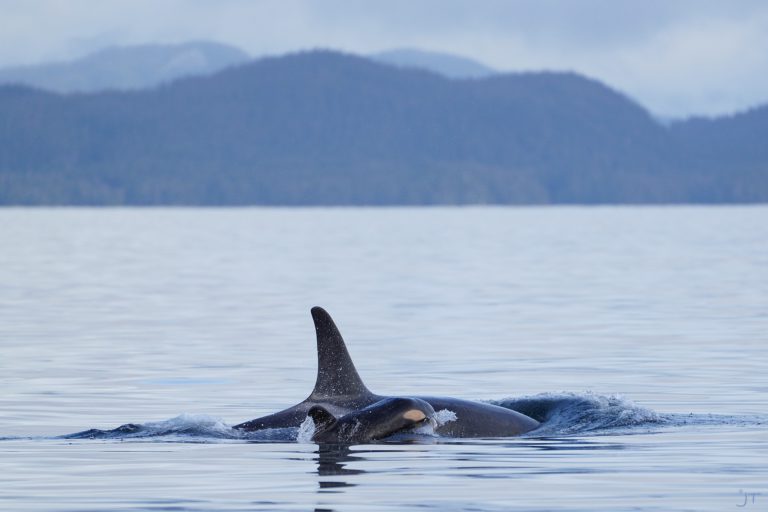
top-left (309, 307), bottom-right (373, 399)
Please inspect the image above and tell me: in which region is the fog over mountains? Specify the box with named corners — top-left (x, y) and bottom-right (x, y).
top-left (0, 45), bottom-right (495, 92)
top-left (0, 48), bottom-right (765, 205)
top-left (371, 49), bottom-right (496, 79)
top-left (0, 42), bottom-right (250, 93)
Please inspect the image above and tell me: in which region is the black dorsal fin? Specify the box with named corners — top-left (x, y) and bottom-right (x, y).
top-left (309, 307), bottom-right (373, 399)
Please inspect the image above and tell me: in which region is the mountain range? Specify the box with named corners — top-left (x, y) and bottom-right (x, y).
top-left (0, 49), bottom-right (765, 205)
top-left (0, 45), bottom-right (497, 92)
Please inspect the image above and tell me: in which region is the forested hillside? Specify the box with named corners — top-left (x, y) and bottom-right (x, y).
top-left (0, 51), bottom-right (765, 205)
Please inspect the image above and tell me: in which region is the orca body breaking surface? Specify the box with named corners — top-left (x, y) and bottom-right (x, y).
top-left (233, 307), bottom-right (540, 438)
top-left (309, 397), bottom-right (437, 443)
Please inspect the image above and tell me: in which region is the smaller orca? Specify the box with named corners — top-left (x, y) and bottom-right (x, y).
top-left (308, 397), bottom-right (437, 443)
top-left (235, 307), bottom-right (540, 438)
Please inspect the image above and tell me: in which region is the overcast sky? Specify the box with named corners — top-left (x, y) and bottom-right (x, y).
top-left (2, 0), bottom-right (767, 118)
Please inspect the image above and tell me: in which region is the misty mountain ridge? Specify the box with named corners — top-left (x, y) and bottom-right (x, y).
top-left (0, 41), bottom-right (250, 93)
top-left (0, 43), bottom-right (498, 94)
top-left (1, 41), bottom-right (763, 120)
top-left (0, 50), bottom-right (765, 205)
top-left (371, 48), bottom-right (497, 79)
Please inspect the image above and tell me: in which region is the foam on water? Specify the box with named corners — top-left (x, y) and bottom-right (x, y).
top-left (495, 391), bottom-right (767, 436)
top-left (434, 408), bottom-right (458, 426)
top-left (296, 416), bottom-right (316, 443)
top-left (60, 413), bottom-right (298, 442)
top-left (496, 392), bottom-right (662, 436)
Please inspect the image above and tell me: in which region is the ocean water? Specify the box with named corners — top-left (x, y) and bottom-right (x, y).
top-left (0, 206), bottom-right (766, 511)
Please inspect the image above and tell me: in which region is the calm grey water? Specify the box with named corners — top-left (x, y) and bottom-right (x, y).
top-left (1, 207), bottom-right (766, 511)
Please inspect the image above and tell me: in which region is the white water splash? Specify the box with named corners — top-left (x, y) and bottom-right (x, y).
top-left (435, 409), bottom-right (457, 426)
top-left (144, 413), bottom-right (235, 436)
top-left (410, 421), bottom-right (436, 436)
top-left (296, 416), bottom-right (315, 443)
top-left (495, 391), bottom-right (664, 436)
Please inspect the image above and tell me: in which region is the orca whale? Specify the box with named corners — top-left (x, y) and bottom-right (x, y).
top-left (309, 397), bottom-right (437, 443)
top-left (234, 307), bottom-right (540, 438)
